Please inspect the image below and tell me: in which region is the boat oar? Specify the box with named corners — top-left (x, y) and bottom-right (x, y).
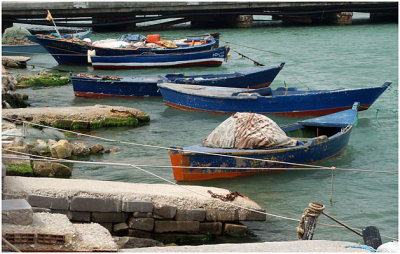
top-left (233, 50), bottom-right (265, 66)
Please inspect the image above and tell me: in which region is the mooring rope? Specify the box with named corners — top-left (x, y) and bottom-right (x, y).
top-left (2, 151), bottom-right (398, 241)
top-left (220, 39), bottom-right (282, 55)
top-left (296, 202), bottom-right (325, 239)
top-left (2, 118), bottom-right (397, 175)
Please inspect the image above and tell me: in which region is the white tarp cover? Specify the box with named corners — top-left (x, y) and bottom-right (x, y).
top-left (201, 112), bottom-right (298, 149)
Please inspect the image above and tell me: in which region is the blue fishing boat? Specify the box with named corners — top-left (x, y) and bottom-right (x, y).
top-left (158, 81), bottom-right (391, 117)
top-left (169, 103), bottom-right (360, 181)
top-left (90, 46), bottom-right (230, 69)
top-left (3, 29), bottom-right (91, 55)
top-left (27, 33), bottom-right (218, 64)
top-left (71, 62), bottom-right (284, 98)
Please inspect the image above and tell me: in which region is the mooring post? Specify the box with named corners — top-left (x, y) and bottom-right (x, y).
top-left (297, 202), bottom-right (325, 240)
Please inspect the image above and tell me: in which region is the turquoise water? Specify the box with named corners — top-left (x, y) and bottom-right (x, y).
top-left (15, 20), bottom-right (398, 243)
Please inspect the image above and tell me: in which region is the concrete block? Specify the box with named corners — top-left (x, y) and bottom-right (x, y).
top-left (128, 217), bottom-right (154, 231)
top-left (32, 207), bottom-right (51, 213)
top-left (113, 222), bottom-right (129, 233)
top-left (133, 212), bottom-right (153, 218)
top-left (206, 209), bottom-right (239, 222)
top-left (154, 221), bottom-right (199, 233)
top-left (70, 196), bottom-right (121, 212)
top-left (92, 212), bottom-right (128, 223)
top-left (239, 209), bottom-right (267, 221)
top-left (199, 222), bottom-right (223, 235)
top-left (2, 199), bottom-right (33, 225)
top-left (128, 229), bottom-right (152, 239)
top-left (224, 223), bottom-right (248, 237)
top-left (27, 194), bottom-right (69, 210)
top-left (50, 209), bottom-right (68, 215)
top-left (67, 211), bottom-right (91, 222)
top-left (154, 205), bottom-right (177, 219)
top-left (122, 200), bottom-right (153, 213)
top-left (175, 209), bottom-right (206, 221)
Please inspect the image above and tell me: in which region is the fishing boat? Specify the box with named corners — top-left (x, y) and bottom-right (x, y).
top-left (71, 62), bottom-right (284, 98)
top-left (158, 81), bottom-right (391, 116)
top-left (169, 103), bottom-right (360, 181)
top-left (2, 29), bottom-right (91, 55)
top-left (90, 46), bottom-right (230, 69)
top-left (27, 33), bottom-right (218, 64)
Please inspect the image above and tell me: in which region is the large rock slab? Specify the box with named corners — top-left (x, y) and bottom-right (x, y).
top-left (2, 199), bottom-right (33, 225)
top-left (2, 105), bottom-right (150, 130)
top-left (3, 176), bottom-right (265, 221)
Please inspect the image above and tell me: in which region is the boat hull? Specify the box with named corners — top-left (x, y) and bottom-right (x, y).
top-left (71, 63), bottom-right (284, 97)
top-left (158, 82), bottom-right (390, 116)
top-left (91, 46), bottom-right (230, 69)
top-left (28, 35), bottom-right (217, 64)
top-left (169, 128), bottom-right (353, 181)
top-left (3, 29), bottom-right (91, 56)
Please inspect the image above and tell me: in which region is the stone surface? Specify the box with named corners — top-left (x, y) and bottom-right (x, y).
top-left (67, 211), bottom-right (91, 222)
top-left (120, 240), bottom-right (369, 252)
top-left (128, 217), bottom-right (155, 232)
top-left (224, 223), bottom-right (248, 237)
top-left (70, 196), bottom-right (121, 212)
top-left (199, 222), bottom-right (223, 235)
top-left (154, 205), bottom-right (177, 219)
top-left (128, 229), bottom-right (152, 239)
top-left (115, 236), bottom-right (164, 249)
top-left (206, 209), bottom-right (239, 222)
top-left (32, 161), bottom-right (53, 177)
top-left (154, 221), bottom-right (199, 233)
top-left (50, 140), bottom-right (73, 159)
top-left (122, 200), bottom-right (153, 213)
top-left (92, 212), bottom-right (129, 223)
top-left (71, 141), bottom-right (91, 156)
top-left (133, 212), bottom-right (153, 218)
top-left (51, 163), bottom-right (72, 177)
top-left (239, 208), bottom-right (267, 221)
top-left (2, 199), bottom-right (33, 225)
top-left (27, 194), bottom-right (69, 210)
top-left (113, 222), bottom-right (129, 233)
top-left (175, 209), bottom-right (206, 221)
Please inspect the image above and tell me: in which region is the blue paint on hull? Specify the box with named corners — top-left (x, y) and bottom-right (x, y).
top-left (90, 46), bottom-right (230, 69)
top-left (169, 103), bottom-right (360, 181)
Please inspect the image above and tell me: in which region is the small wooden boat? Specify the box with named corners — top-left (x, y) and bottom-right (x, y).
top-left (3, 29), bottom-right (91, 55)
top-left (91, 46), bottom-right (230, 70)
top-left (27, 33), bottom-right (218, 64)
top-left (71, 62), bottom-right (284, 98)
top-left (158, 81), bottom-right (391, 117)
top-left (169, 103), bottom-right (360, 181)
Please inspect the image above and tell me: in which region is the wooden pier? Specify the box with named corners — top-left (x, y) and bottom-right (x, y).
top-left (2, 2), bottom-right (398, 31)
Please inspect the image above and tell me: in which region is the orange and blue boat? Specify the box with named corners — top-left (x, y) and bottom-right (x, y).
top-left (169, 103), bottom-right (360, 181)
top-left (158, 81), bottom-right (391, 117)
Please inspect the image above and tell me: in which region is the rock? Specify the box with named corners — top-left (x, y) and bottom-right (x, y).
top-left (2, 199), bottom-right (33, 225)
top-left (50, 140), bottom-right (73, 158)
top-left (90, 143), bottom-right (104, 154)
top-left (224, 223), bottom-right (248, 237)
top-left (113, 223), bottom-right (129, 234)
top-left (32, 161), bottom-right (53, 176)
top-left (128, 217), bottom-right (155, 232)
top-left (4, 163), bottom-right (33, 177)
top-left (154, 205), bottom-right (177, 219)
top-left (115, 236), bottom-right (164, 249)
top-left (51, 163), bottom-right (72, 177)
top-left (71, 141), bottom-right (91, 156)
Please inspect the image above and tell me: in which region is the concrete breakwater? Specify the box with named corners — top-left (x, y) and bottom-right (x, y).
top-left (2, 104), bottom-right (150, 130)
top-left (3, 176), bottom-right (266, 246)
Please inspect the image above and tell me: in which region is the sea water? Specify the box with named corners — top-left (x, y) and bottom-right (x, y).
top-left (14, 16), bottom-right (398, 243)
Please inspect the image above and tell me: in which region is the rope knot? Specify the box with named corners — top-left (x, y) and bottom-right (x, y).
top-left (297, 202), bottom-right (325, 239)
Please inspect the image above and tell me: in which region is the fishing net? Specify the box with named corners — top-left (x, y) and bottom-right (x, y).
top-left (201, 112), bottom-right (298, 149)
top-left (2, 26), bottom-right (32, 45)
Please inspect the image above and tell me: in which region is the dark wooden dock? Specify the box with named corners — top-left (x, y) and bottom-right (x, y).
top-left (2, 2), bottom-right (397, 31)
